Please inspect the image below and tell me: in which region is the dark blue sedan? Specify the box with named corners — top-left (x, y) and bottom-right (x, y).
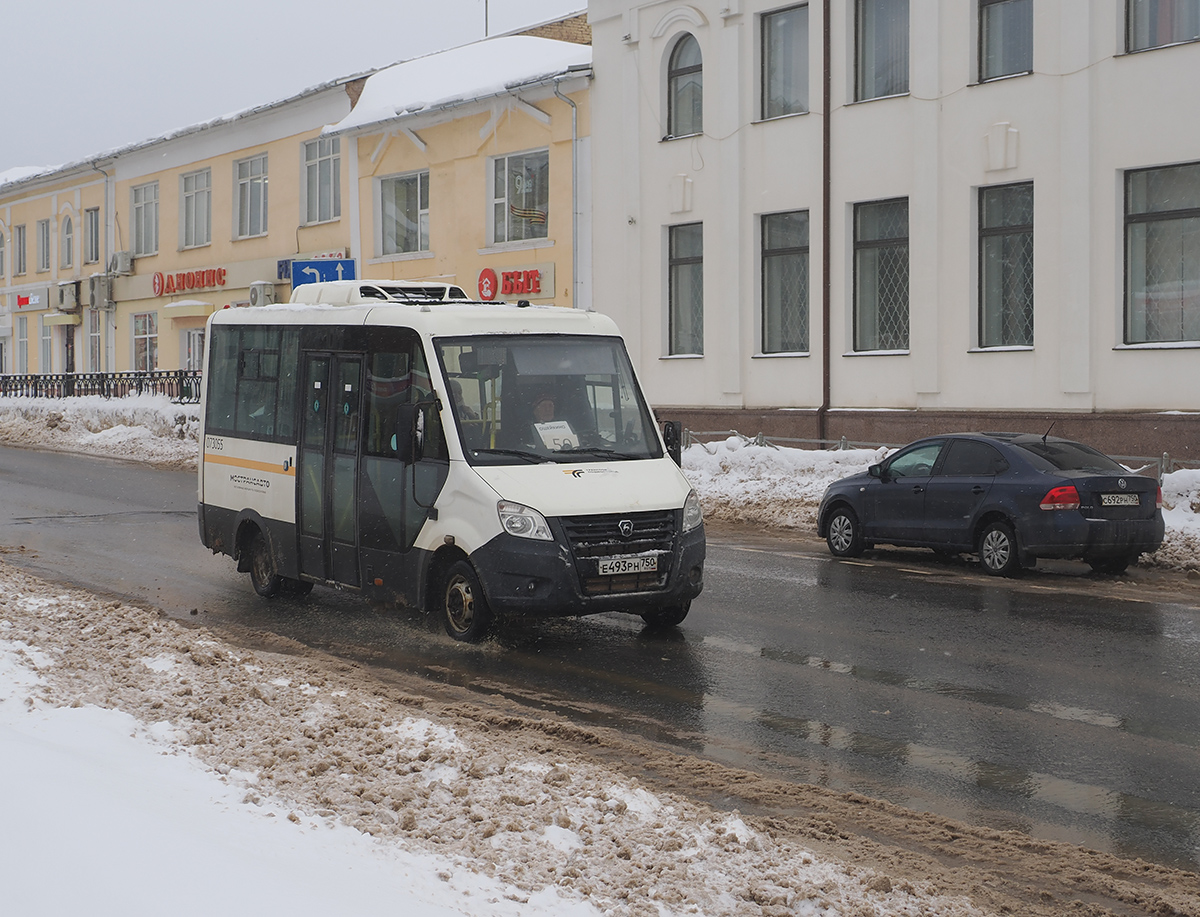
top-left (816, 433), bottom-right (1164, 575)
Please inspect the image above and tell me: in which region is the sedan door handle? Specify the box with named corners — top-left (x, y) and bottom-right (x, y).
top-left (972, 486), bottom-right (986, 494)
top-left (911, 485), bottom-right (924, 494)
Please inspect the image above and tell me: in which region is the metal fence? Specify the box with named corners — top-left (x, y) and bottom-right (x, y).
top-left (0, 370), bottom-right (203, 404)
top-left (683, 429), bottom-right (1200, 481)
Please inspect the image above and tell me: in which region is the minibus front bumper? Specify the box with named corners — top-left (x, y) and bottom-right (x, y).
top-left (472, 521), bottom-right (705, 619)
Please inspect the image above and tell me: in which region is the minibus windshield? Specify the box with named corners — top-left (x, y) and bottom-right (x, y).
top-left (435, 335), bottom-right (664, 465)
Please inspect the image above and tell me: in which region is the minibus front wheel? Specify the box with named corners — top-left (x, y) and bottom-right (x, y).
top-left (442, 561), bottom-right (493, 642)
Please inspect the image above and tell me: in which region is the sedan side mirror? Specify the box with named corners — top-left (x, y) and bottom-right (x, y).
top-left (869, 463), bottom-right (883, 480)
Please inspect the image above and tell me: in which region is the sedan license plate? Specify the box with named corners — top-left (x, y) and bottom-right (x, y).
top-left (1100, 493), bottom-right (1140, 507)
top-left (597, 554), bottom-right (659, 576)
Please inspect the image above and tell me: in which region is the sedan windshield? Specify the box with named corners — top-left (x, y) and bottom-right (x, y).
top-left (1016, 440), bottom-right (1126, 474)
top-left (434, 334), bottom-right (663, 465)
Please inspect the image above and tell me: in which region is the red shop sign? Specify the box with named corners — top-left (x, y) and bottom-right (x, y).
top-left (153, 268), bottom-right (227, 297)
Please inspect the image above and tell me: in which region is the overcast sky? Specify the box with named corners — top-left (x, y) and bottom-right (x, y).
top-left (0, 0), bottom-right (583, 173)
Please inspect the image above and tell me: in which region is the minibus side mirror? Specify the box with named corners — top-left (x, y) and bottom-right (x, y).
top-left (662, 420), bottom-right (683, 466)
top-left (393, 403), bottom-right (423, 464)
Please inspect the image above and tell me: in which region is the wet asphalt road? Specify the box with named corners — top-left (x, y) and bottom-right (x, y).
top-left (2, 444), bottom-right (1199, 869)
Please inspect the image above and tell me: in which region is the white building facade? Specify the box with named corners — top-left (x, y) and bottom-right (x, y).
top-left (588, 0), bottom-right (1200, 458)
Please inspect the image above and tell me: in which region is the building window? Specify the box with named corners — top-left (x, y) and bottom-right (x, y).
top-left (304, 138), bottom-right (341, 224)
top-left (184, 328), bottom-right (205, 372)
top-left (40, 315), bottom-right (52, 372)
top-left (61, 216), bottom-right (74, 268)
top-left (0, 231), bottom-right (5, 277)
top-left (1127, 0), bottom-right (1200, 52)
top-left (1125, 161), bottom-right (1200, 343)
top-left (669, 222), bottom-right (704, 355)
top-left (856, 0), bottom-right (909, 100)
top-left (36, 219), bottom-right (51, 272)
top-left (133, 312), bottom-right (158, 371)
top-left (979, 182), bottom-right (1034, 347)
top-left (132, 182), bottom-right (159, 256)
top-left (236, 154), bottom-right (269, 238)
top-left (84, 208), bottom-right (100, 264)
top-left (14, 225), bottom-right (26, 275)
top-left (762, 5), bottom-right (809, 119)
top-left (89, 309), bottom-right (103, 372)
top-left (17, 316), bottom-right (28, 374)
top-left (667, 33), bottom-right (703, 137)
top-left (854, 198), bottom-right (909, 351)
top-left (492, 150), bottom-right (548, 244)
top-left (761, 211), bottom-right (810, 353)
top-left (182, 169), bottom-right (212, 248)
top-left (380, 171), bottom-right (430, 255)
top-left (980, 0), bottom-right (1032, 80)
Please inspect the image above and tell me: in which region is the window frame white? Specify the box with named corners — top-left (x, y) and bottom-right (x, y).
top-left (84, 207), bottom-right (100, 264)
top-left (17, 315), bottom-right (28, 374)
top-left (303, 138), bottom-right (341, 225)
top-left (235, 153), bottom-right (269, 239)
top-left (61, 215), bottom-right (74, 269)
top-left (132, 311), bottom-right (158, 372)
top-left (88, 309), bottom-right (103, 372)
top-left (181, 169), bottom-right (212, 249)
top-left (132, 181), bottom-right (159, 256)
top-left (0, 230), bottom-right (5, 277)
top-left (489, 149), bottom-right (550, 246)
top-left (379, 169), bottom-right (430, 256)
top-left (36, 219), bottom-right (51, 273)
top-left (40, 314), bottom-right (52, 372)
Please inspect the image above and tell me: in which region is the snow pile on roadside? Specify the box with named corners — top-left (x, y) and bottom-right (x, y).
top-left (1150, 467), bottom-right (1200, 572)
top-left (0, 560), bottom-right (991, 917)
top-left (0, 394), bottom-right (198, 468)
top-left (683, 436), bottom-right (886, 530)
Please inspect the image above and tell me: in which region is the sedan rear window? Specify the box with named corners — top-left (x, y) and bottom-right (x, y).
top-left (1015, 440), bottom-right (1125, 474)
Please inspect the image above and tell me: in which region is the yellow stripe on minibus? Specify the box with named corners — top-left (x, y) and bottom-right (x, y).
top-left (205, 454), bottom-right (296, 476)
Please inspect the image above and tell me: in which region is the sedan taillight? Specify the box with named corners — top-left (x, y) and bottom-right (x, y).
top-left (1040, 485), bottom-right (1080, 511)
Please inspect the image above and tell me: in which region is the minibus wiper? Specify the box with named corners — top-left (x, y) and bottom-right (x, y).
top-left (555, 446), bottom-right (642, 460)
top-left (471, 448), bottom-right (550, 463)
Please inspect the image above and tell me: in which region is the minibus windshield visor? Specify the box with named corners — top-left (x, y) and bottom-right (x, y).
top-left (435, 335), bottom-right (665, 465)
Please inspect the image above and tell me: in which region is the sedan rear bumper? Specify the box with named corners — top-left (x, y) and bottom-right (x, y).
top-left (1021, 513), bottom-right (1165, 558)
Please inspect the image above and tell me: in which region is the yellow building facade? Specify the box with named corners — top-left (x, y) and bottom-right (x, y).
top-left (0, 25), bottom-right (592, 379)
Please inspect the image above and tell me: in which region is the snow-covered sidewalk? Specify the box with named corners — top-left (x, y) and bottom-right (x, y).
top-left (0, 561), bottom-right (988, 917)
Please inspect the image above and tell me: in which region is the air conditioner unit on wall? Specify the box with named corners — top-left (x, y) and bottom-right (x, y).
top-left (58, 280), bottom-right (81, 312)
top-left (111, 251), bottom-right (133, 275)
top-left (88, 274), bottom-right (112, 310)
top-left (248, 281), bottom-right (276, 307)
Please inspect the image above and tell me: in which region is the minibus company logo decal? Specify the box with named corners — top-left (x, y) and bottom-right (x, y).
top-left (229, 473), bottom-right (270, 493)
top-left (561, 468), bottom-right (618, 477)
top-left (618, 519), bottom-right (634, 538)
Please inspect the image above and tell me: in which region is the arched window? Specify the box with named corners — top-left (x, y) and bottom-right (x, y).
top-left (0, 231), bottom-right (6, 277)
top-left (61, 216), bottom-right (73, 268)
top-left (667, 34), bottom-right (703, 138)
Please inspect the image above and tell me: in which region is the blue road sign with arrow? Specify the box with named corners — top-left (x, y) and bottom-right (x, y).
top-left (291, 259), bottom-right (357, 287)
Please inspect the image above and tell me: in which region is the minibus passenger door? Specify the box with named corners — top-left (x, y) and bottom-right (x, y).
top-left (297, 352), bottom-right (363, 586)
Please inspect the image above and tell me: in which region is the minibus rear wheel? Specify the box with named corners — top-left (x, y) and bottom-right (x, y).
top-left (443, 561), bottom-right (492, 642)
top-left (247, 530), bottom-right (282, 598)
top-left (640, 603), bottom-right (689, 629)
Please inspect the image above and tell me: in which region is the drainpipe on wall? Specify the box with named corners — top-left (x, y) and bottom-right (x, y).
top-left (90, 160), bottom-right (115, 373)
top-left (817, 0), bottom-right (833, 445)
top-left (554, 84), bottom-right (583, 310)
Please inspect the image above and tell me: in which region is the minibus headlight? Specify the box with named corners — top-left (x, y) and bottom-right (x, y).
top-left (682, 489), bottom-right (703, 533)
top-left (497, 501), bottom-right (554, 541)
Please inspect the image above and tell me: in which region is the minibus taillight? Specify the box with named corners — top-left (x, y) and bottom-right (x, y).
top-left (1157, 486), bottom-right (1163, 509)
top-left (1039, 485), bottom-right (1080, 511)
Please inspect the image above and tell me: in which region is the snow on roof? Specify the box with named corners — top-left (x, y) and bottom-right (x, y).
top-left (0, 165), bottom-right (60, 188)
top-left (330, 35), bottom-right (591, 135)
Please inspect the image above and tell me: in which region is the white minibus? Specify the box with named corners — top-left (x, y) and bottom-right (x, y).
top-left (197, 291), bottom-right (705, 640)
